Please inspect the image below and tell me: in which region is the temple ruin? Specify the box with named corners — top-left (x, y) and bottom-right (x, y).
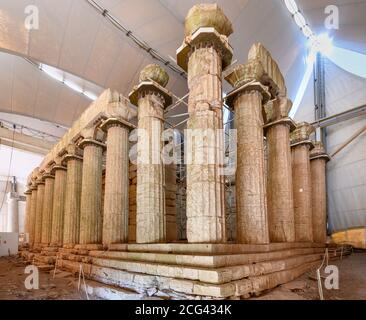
top-left (20, 3), bottom-right (337, 299)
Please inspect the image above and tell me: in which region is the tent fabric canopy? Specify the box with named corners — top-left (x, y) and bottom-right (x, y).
top-left (0, 0), bottom-right (365, 232)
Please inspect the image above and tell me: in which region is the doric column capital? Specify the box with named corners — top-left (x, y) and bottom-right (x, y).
top-left (310, 141), bottom-right (331, 161)
top-left (225, 43), bottom-right (286, 99)
top-left (290, 122), bottom-right (315, 149)
top-left (177, 4), bottom-right (233, 71)
top-left (263, 97), bottom-right (296, 132)
top-left (42, 166), bottom-right (55, 180)
top-left (100, 118), bottom-right (136, 132)
top-left (129, 64), bottom-right (173, 108)
top-left (62, 144), bottom-right (83, 165)
top-left (78, 138), bottom-right (106, 150)
top-left (225, 79), bottom-right (271, 110)
top-left (24, 189), bottom-right (32, 195)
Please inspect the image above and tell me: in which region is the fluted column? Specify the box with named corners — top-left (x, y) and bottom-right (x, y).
top-left (50, 161), bottom-right (67, 247)
top-left (129, 65), bottom-right (172, 244)
top-left (34, 178), bottom-right (45, 246)
top-left (231, 90), bottom-right (269, 244)
top-left (41, 170), bottom-right (54, 245)
top-left (79, 137), bottom-right (105, 245)
top-left (291, 122), bottom-right (315, 242)
top-left (63, 145), bottom-right (83, 247)
top-left (310, 142), bottom-right (330, 243)
top-left (24, 189), bottom-right (32, 241)
top-left (29, 186), bottom-right (37, 246)
top-left (176, 4), bottom-right (233, 243)
top-left (102, 115), bottom-right (135, 246)
top-left (264, 97), bottom-right (296, 242)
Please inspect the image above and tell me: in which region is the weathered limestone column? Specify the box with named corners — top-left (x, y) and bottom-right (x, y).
top-left (129, 64), bottom-right (172, 244)
top-left (264, 97), bottom-right (296, 242)
top-left (24, 189), bottom-right (32, 241)
top-left (41, 168), bottom-right (54, 245)
top-left (78, 129), bottom-right (105, 245)
top-left (29, 181), bottom-right (38, 246)
top-left (226, 42), bottom-right (288, 244)
top-left (6, 193), bottom-right (19, 233)
top-left (165, 163), bottom-right (178, 242)
top-left (225, 83), bottom-right (270, 244)
top-left (50, 158), bottom-right (67, 247)
top-left (101, 98), bottom-right (136, 247)
top-left (176, 4), bottom-right (233, 243)
top-left (291, 122), bottom-right (315, 242)
top-left (34, 176), bottom-right (45, 246)
top-left (310, 142), bottom-right (330, 243)
top-left (62, 144), bottom-right (83, 247)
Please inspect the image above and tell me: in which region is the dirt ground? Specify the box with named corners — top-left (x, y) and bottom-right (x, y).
top-left (0, 252), bottom-right (365, 300)
top-left (0, 255), bottom-right (89, 300)
top-left (255, 251), bottom-right (366, 300)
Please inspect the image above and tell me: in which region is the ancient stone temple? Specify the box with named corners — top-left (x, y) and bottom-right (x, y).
top-left (20, 4), bottom-right (332, 300)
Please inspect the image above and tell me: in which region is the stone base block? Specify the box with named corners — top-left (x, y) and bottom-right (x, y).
top-left (54, 243), bottom-right (328, 299)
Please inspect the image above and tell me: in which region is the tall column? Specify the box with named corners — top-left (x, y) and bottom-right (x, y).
top-left (29, 184), bottom-right (37, 246)
top-left (50, 159), bottom-right (67, 247)
top-left (310, 142), bottom-right (330, 243)
top-left (176, 4), bottom-right (233, 243)
top-left (24, 189), bottom-right (32, 241)
top-left (264, 97), bottom-right (296, 242)
top-left (79, 131), bottom-right (105, 245)
top-left (6, 193), bottom-right (19, 233)
top-left (34, 177), bottom-right (45, 246)
top-left (41, 169), bottom-right (54, 245)
top-left (101, 103), bottom-right (136, 247)
top-left (63, 145), bottom-right (83, 247)
top-left (291, 122), bottom-right (315, 242)
top-left (129, 64), bottom-right (172, 244)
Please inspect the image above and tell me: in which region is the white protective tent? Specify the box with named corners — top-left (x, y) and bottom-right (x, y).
top-left (0, 0), bottom-right (365, 232)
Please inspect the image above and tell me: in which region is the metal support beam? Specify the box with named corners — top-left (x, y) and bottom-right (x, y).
top-left (0, 127), bottom-right (54, 155)
top-left (314, 52), bottom-right (327, 149)
top-left (312, 104), bottom-right (366, 129)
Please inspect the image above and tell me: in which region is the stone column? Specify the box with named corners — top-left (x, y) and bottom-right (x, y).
top-left (101, 104), bottom-right (136, 247)
top-left (29, 184), bottom-right (38, 246)
top-left (50, 159), bottom-right (67, 247)
top-left (310, 142), bottom-right (330, 243)
top-left (165, 163), bottom-right (178, 242)
top-left (6, 193), bottom-right (19, 233)
top-left (41, 169), bottom-right (54, 245)
top-left (129, 64), bottom-right (172, 244)
top-left (291, 122), bottom-right (315, 242)
top-left (62, 145), bottom-right (83, 247)
top-left (24, 189), bottom-right (32, 241)
top-left (34, 177), bottom-right (45, 246)
top-left (227, 89), bottom-right (270, 244)
top-left (176, 4), bottom-right (233, 243)
top-left (79, 131), bottom-right (105, 245)
top-left (264, 97), bottom-right (296, 242)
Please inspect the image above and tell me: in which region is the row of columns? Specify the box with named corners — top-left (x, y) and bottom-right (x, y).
top-left (24, 4), bottom-right (330, 248)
